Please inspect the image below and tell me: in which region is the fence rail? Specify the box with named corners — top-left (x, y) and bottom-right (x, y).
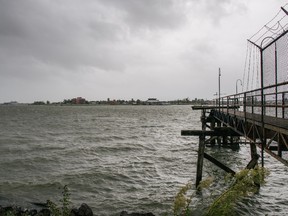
top-left (217, 81), bottom-right (288, 119)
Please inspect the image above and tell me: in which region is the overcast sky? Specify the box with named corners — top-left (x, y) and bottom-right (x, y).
top-left (1, 0), bottom-right (288, 103)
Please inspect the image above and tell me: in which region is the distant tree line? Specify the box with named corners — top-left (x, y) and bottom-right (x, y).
top-left (31, 97), bottom-right (212, 106)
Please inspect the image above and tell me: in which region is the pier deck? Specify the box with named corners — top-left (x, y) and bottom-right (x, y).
top-left (181, 6), bottom-right (288, 187)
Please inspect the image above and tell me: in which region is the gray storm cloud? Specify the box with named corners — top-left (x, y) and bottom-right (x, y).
top-left (0, 0), bottom-right (285, 102)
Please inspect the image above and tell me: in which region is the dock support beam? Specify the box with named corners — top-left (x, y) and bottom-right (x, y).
top-left (250, 142), bottom-right (258, 159)
top-left (196, 109), bottom-right (206, 187)
top-left (210, 118), bottom-right (216, 146)
top-left (196, 134), bottom-right (205, 187)
top-left (204, 153), bottom-right (235, 175)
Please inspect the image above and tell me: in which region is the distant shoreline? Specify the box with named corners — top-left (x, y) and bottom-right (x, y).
top-left (1, 100), bottom-right (213, 107)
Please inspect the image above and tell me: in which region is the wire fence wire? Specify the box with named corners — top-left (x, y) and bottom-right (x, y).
top-left (224, 4), bottom-right (288, 119)
top-left (243, 4), bottom-right (288, 92)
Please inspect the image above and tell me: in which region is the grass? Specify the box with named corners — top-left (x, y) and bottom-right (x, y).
top-left (172, 177), bottom-right (214, 216)
top-left (173, 166), bottom-right (269, 216)
top-left (206, 166), bottom-right (269, 216)
top-left (47, 185), bottom-right (71, 216)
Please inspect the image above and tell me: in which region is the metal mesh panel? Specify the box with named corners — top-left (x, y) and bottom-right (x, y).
top-left (263, 33), bottom-right (288, 88)
top-left (263, 44), bottom-right (276, 87)
top-left (277, 34), bottom-right (288, 82)
top-left (276, 33), bottom-right (288, 92)
top-left (235, 7), bottom-right (288, 118)
top-left (261, 32), bottom-right (288, 118)
top-left (284, 92), bottom-right (288, 118)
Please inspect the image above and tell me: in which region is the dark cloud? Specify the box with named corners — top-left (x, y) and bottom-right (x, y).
top-left (0, 0), bottom-right (129, 73)
top-left (0, 0), bottom-right (286, 103)
top-left (0, 0), bottom-right (244, 76)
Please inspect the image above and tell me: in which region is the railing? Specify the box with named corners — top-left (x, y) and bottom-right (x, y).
top-left (217, 81), bottom-right (288, 119)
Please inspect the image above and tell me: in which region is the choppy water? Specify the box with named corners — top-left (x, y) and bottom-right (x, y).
top-left (0, 105), bottom-right (287, 215)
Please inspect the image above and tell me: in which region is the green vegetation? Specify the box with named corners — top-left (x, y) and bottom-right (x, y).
top-left (206, 167), bottom-right (269, 216)
top-left (172, 177), bottom-right (214, 216)
top-left (27, 97), bottom-right (212, 106)
top-left (173, 181), bottom-right (192, 216)
top-left (47, 185), bottom-right (71, 216)
top-left (173, 167), bottom-right (269, 216)
top-left (32, 101), bottom-right (46, 105)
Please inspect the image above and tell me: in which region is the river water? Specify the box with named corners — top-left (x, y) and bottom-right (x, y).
top-left (0, 105), bottom-right (287, 215)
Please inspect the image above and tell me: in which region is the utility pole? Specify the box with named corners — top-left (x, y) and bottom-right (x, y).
top-left (218, 68), bottom-right (221, 108)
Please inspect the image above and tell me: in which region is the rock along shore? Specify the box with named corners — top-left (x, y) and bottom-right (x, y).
top-left (0, 203), bottom-right (155, 216)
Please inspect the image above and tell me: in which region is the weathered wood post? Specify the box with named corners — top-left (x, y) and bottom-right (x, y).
top-left (223, 125), bottom-right (228, 146)
top-left (216, 121), bottom-right (222, 145)
top-left (210, 117), bottom-right (216, 146)
top-left (196, 109), bottom-right (206, 187)
top-left (250, 143), bottom-right (258, 159)
top-left (196, 133), bottom-right (205, 188)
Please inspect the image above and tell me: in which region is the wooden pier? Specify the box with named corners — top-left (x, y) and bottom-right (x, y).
top-left (181, 8), bottom-right (288, 187)
top-left (180, 6), bottom-right (288, 188)
top-left (182, 101), bottom-right (288, 187)
top-left (182, 95), bottom-right (288, 187)
top-left (182, 105), bottom-right (258, 187)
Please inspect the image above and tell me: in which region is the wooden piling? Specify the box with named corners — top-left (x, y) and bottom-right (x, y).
top-left (210, 117), bottom-right (216, 146)
top-left (196, 134), bottom-right (205, 187)
top-left (250, 143), bottom-right (257, 159)
top-left (195, 109), bottom-right (206, 187)
top-left (216, 121), bottom-right (222, 145)
top-left (182, 105), bottom-right (243, 188)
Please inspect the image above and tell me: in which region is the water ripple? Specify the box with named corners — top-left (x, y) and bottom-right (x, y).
top-left (0, 105), bottom-right (287, 215)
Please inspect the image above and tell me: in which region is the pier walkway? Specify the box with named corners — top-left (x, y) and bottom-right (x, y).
top-left (182, 6), bottom-right (288, 187)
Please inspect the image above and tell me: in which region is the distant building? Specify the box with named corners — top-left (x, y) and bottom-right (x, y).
top-left (146, 98), bottom-right (160, 105)
top-left (72, 97), bottom-right (86, 104)
top-left (3, 101), bottom-right (18, 105)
